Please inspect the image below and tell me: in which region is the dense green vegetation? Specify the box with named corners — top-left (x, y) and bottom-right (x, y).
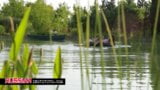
top-left (30, 0), bottom-right (54, 34)
top-left (0, 0), bottom-right (159, 38)
top-left (0, 7), bottom-right (62, 90)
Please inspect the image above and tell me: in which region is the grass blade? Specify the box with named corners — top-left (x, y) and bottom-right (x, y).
top-left (0, 61), bottom-right (11, 78)
top-left (31, 61), bottom-right (38, 75)
top-left (16, 60), bottom-right (25, 77)
top-left (9, 7), bottom-right (31, 61)
top-left (53, 47), bottom-right (62, 78)
top-left (22, 44), bottom-right (30, 71)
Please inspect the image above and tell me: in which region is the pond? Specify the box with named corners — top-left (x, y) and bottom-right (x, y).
top-left (0, 40), bottom-right (156, 90)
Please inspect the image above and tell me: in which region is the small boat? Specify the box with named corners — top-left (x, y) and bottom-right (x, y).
top-left (89, 37), bottom-right (115, 47)
top-left (27, 34), bottom-right (65, 41)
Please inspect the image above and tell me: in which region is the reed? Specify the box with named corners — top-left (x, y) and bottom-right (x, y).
top-left (84, 11), bottom-right (92, 90)
top-left (75, 6), bottom-right (85, 90)
top-left (95, 2), bottom-right (107, 90)
top-left (150, 0), bottom-right (160, 90)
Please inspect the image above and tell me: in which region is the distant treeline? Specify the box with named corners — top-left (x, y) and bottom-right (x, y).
top-left (0, 0), bottom-right (159, 38)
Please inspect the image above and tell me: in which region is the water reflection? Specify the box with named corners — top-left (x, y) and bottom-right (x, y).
top-left (150, 54), bottom-right (160, 90)
top-left (0, 41), bottom-right (152, 90)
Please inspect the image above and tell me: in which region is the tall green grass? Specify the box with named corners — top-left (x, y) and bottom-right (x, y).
top-left (74, 0), bottom-right (159, 90)
top-left (75, 6), bottom-right (85, 90)
top-left (84, 11), bottom-right (92, 90)
top-left (0, 7), bottom-right (39, 90)
top-left (95, 2), bottom-right (107, 90)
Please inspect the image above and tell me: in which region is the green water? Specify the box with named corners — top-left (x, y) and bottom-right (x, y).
top-left (0, 40), bottom-right (159, 90)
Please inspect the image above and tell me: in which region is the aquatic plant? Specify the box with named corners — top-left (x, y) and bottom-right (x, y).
top-left (0, 7), bottom-right (38, 90)
top-left (53, 47), bottom-right (62, 79)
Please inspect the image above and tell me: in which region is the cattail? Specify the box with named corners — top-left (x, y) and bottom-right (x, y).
top-left (28, 48), bottom-right (33, 67)
top-left (9, 17), bottom-right (15, 35)
top-left (40, 48), bottom-right (43, 57)
top-left (38, 48), bottom-right (43, 67)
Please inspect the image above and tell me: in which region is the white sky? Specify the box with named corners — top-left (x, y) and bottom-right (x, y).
top-left (0, 0), bottom-right (102, 11)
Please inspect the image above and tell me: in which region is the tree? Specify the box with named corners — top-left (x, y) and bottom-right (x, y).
top-left (30, 0), bottom-right (54, 34)
top-left (0, 0), bottom-right (24, 32)
top-left (127, 0), bottom-right (134, 5)
top-left (101, 0), bottom-right (117, 32)
top-left (90, 5), bottom-right (96, 33)
top-left (137, 0), bottom-right (146, 8)
top-left (53, 3), bottom-right (70, 33)
top-left (69, 6), bottom-right (87, 31)
top-left (1, 0), bottom-right (24, 18)
top-left (68, 7), bottom-right (77, 31)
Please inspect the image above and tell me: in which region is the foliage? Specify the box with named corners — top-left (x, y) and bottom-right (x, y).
top-left (1, 0), bottom-right (24, 18)
top-left (68, 11), bottom-right (77, 31)
top-left (30, 0), bottom-right (54, 34)
top-left (26, 21), bottom-right (35, 34)
top-left (137, 8), bottom-right (146, 20)
top-left (53, 47), bottom-right (62, 78)
top-left (0, 7), bottom-right (38, 90)
top-left (0, 25), bottom-right (5, 34)
top-left (0, 6), bottom-right (64, 90)
top-left (137, 0), bottom-right (146, 8)
top-left (102, 0), bottom-right (117, 31)
top-left (53, 3), bottom-right (70, 33)
top-left (0, 0), bottom-right (25, 33)
top-left (9, 7), bottom-right (31, 61)
top-left (0, 0), bottom-right (157, 36)
top-left (69, 6), bottom-right (86, 34)
top-left (68, 6), bottom-right (89, 39)
top-left (90, 5), bottom-right (96, 36)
